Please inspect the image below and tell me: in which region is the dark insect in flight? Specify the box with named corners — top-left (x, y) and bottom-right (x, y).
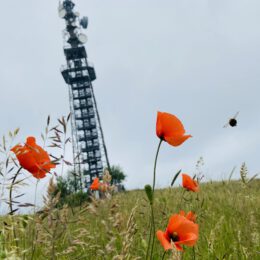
top-left (223, 112), bottom-right (239, 128)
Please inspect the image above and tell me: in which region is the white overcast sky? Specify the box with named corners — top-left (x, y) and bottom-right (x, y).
top-left (0, 0), bottom-right (260, 210)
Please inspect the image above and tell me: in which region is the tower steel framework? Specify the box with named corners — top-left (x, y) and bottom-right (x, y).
top-left (59, 0), bottom-right (110, 189)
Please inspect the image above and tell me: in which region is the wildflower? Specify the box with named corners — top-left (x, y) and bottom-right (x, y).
top-left (11, 136), bottom-right (55, 179)
top-left (182, 174), bottom-right (199, 192)
top-left (90, 177), bottom-right (100, 191)
top-left (157, 212), bottom-right (199, 251)
top-left (90, 177), bottom-right (112, 192)
top-left (156, 112), bottom-right (192, 147)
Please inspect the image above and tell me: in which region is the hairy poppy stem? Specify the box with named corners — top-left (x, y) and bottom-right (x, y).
top-left (145, 215), bottom-right (152, 260)
top-left (145, 204), bottom-right (156, 260)
top-left (146, 139), bottom-right (163, 259)
top-left (151, 140), bottom-right (163, 255)
top-left (31, 179), bottom-right (39, 260)
top-left (152, 139), bottom-right (163, 193)
top-left (150, 205), bottom-right (156, 258)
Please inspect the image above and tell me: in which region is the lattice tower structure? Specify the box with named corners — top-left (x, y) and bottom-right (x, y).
top-left (59, 0), bottom-right (110, 189)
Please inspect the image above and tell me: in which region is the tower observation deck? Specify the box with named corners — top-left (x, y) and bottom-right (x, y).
top-left (58, 0), bottom-right (110, 189)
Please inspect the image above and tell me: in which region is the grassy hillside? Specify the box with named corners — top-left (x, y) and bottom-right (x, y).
top-left (0, 180), bottom-right (259, 259)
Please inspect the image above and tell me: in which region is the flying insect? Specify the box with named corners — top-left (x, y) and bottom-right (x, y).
top-left (223, 112), bottom-right (239, 128)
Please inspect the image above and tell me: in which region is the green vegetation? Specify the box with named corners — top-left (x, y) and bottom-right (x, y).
top-left (55, 174), bottom-right (89, 207)
top-left (108, 165), bottom-right (127, 185)
top-left (0, 179), bottom-right (259, 259)
top-left (54, 164), bottom-right (127, 208)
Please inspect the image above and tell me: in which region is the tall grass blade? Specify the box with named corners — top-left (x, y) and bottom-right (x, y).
top-left (228, 166), bottom-right (236, 182)
top-left (171, 169), bottom-right (182, 186)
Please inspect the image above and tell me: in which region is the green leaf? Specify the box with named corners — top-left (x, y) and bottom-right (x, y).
top-left (171, 169), bottom-right (182, 187)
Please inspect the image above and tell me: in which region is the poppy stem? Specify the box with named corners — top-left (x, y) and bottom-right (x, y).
top-left (162, 250), bottom-right (167, 260)
top-left (145, 214), bottom-right (152, 260)
top-left (149, 139), bottom-right (163, 258)
top-left (150, 205), bottom-right (156, 258)
top-left (152, 139), bottom-right (163, 193)
top-left (192, 246), bottom-right (196, 260)
top-left (150, 204), bottom-right (155, 259)
top-left (31, 179), bottom-right (39, 260)
top-left (34, 180), bottom-right (39, 214)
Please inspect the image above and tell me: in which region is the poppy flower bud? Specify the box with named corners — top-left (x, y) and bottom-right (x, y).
top-left (144, 184), bottom-right (153, 204)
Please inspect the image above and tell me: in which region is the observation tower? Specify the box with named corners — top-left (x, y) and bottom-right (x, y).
top-left (58, 0), bottom-right (110, 189)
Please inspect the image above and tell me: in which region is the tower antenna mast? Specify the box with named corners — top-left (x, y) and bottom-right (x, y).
top-left (59, 0), bottom-right (110, 190)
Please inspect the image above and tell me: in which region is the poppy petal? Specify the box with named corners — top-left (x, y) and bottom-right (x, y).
top-left (16, 151), bottom-right (37, 171)
top-left (167, 214), bottom-right (184, 235)
top-left (182, 174), bottom-right (199, 192)
top-left (179, 211), bottom-right (196, 222)
top-left (158, 112), bottom-right (186, 136)
top-left (186, 211), bottom-right (196, 222)
top-left (174, 243), bottom-right (183, 251)
top-left (173, 220), bottom-right (199, 242)
top-left (175, 232), bottom-right (198, 247)
top-left (179, 210), bottom-right (185, 216)
top-left (156, 112), bottom-right (164, 139)
top-left (167, 215), bottom-right (199, 241)
top-left (165, 134), bottom-right (192, 147)
top-left (156, 112), bottom-right (191, 147)
top-left (11, 137), bottom-right (55, 179)
top-left (26, 136), bottom-right (36, 145)
top-left (90, 178), bottom-right (100, 190)
top-left (32, 170), bottom-right (47, 179)
top-left (156, 230), bottom-right (173, 251)
top-left (159, 212), bottom-right (199, 252)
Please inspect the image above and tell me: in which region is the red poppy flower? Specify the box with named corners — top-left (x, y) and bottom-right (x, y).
top-left (90, 177), bottom-right (100, 191)
top-left (156, 112), bottom-right (192, 147)
top-left (90, 178), bottom-right (109, 192)
top-left (11, 136), bottom-right (56, 179)
top-left (182, 174), bottom-right (199, 192)
top-left (157, 212), bottom-right (199, 251)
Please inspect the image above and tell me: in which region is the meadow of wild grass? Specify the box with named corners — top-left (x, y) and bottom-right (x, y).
top-left (0, 179), bottom-right (259, 259)
top-left (1, 113), bottom-right (259, 259)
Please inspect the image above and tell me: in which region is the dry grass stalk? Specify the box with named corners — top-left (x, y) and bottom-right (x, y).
top-left (113, 202), bottom-right (139, 260)
top-left (35, 177), bottom-right (68, 259)
top-left (208, 215), bottom-right (224, 254)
